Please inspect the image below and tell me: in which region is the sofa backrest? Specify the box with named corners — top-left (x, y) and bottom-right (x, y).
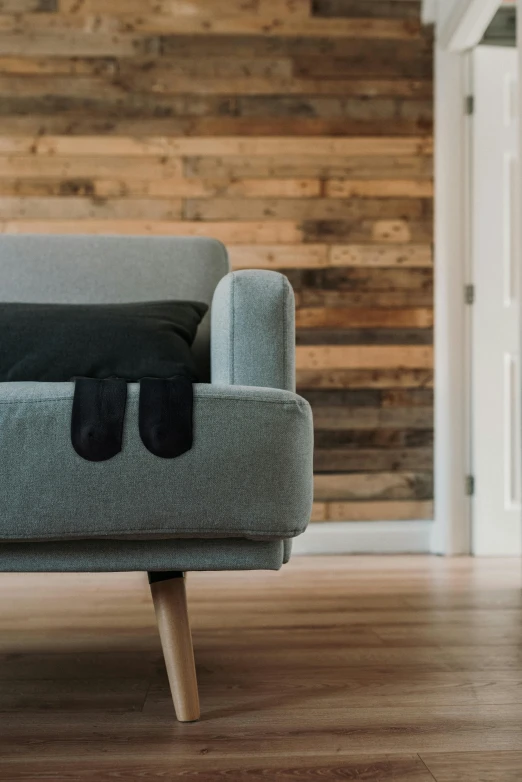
top-left (0, 235), bottom-right (230, 381)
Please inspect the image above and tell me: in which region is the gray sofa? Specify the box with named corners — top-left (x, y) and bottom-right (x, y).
top-left (0, 235), bottom-right (314, 721)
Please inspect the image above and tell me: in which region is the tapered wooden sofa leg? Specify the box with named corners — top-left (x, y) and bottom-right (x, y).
top-left (148, 571), bottom-right (200, 722)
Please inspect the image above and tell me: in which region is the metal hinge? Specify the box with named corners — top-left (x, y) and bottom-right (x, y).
top-left (466, 475), bottom-right (475, 496)
top-left (465, 284), bottom-right (475, 305)
top-left (465, 95), bottom-right (474, 115)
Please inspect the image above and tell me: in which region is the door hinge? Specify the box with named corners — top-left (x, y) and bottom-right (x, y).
top-left (465, 284), bottom-right (475, 305)
top-left (465, 95), bottom-right (474, 115)
top-left (466, 475), bottom-right (475, 496)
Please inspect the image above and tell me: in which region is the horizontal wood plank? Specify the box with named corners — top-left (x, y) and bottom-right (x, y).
top-left (0, 109), bottom-right (432, 136)
top-left (229, 244), bottom-right (432, 269)
top-left (314, 429), bottom-right (433, 449)
top-left (291, 267), bottom-right (433, 292)
top-left (314, 471), bottom-right (433, 501)
top-left (300, 388), bottom-right (434, 408)
top-left (420, 752), bottom-right (522, 782)
top-left (311, 499), bottom-right (434, 520)
top-left (118, 75), bottom-right (432, 97)
top-left (0, 13), bottom-right (425, 38)
top-left (184, 197), bottom-right (426, 221)
top-left (311, 405), bottom-right (433, 429)
top-left (294, 54), bottom-right (431, 80)
top-left (184, 155), bottom-right (433, 179)
top-left (0, 177), bottom-right (322, 198)
top-left (0, 32), bottom-right (147, 57)
top-left (0, 135), bottom-right (433, 156)
top-left (230, 244), bottom-right (329, 269)
top-left (0, 155), bottom-right (184, 180)
top-left (330, 244), bottom-right (432, 267)
top-left (313, 0), bottom-right (423, 20)
top-left (0, 0), bottom-right (57, 10)
top-left (0, 219), bottom-right (303, 243)
top-left (302, 219), bottom-right (433, 244)
top-left (158, 32), bottom-right (431, 58)
top-left (296, 369), bottom-right (433, 389)
top-left (326, 179), bottom-right (433, 198)
top-left (59, 0), bottom-right (313, 18)
top-left (0, 195), bottom-right (183, 219)
top-left (314, 447), bottom-right (433, 472)
top-left (296, 307), bottom-right (433, 328)
top-left (382, 388), bottom-right (434, 407)
top-left (296, 345), bottom-right (433, 371)
top-left (296, 328), bottom-right (433, 345)
top-left (297, 291), bottom-right (433, 308)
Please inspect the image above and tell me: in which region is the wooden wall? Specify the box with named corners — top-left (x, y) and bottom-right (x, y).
top-left (0, 0), bottom-right (434, 524)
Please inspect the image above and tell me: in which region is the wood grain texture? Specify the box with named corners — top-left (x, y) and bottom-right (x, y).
top-left (314, 471), bottom-right (433, 500)
top-left (0, 13), bottom-right (424, 38)
top-left (0, 135), bottom-right (432, 155)
top-left (312, 499), bottom-right (434, 520)
top-left (314, 447), bottom-right (433, 472)
top-left (0, 0), bottom-right (433, 518)
top-left (296, 345), bottom-right (433, 370)
top-left (0, 557), bottom-right (520, 778)
top-left (149, 575), bottom-right (200, 722)
top-left (296, 328), bottom-right (433, 345)
top-left (421, 752), bottom-right (522, 782)
top-left (296, 368), bottom-right (433, 390)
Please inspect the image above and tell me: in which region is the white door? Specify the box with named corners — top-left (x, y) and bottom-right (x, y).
top-left (471, 45), bottom-right (521, 555)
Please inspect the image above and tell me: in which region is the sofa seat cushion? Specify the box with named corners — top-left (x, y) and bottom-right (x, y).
top-left (0, 383), bottom-right (313, 542)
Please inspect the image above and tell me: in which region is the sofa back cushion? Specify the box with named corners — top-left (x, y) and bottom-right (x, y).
top-left (0, 235), bottom-right (230, 381)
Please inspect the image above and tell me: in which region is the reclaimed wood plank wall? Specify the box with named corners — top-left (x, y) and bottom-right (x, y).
top-left (0, 0), bottom-right (434, 524)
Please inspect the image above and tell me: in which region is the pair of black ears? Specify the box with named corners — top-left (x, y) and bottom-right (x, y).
top-left (71, 376), bottom-right (193, 462)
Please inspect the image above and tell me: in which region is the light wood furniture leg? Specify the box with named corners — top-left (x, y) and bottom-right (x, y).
top-left (148, 571), bottom-right (200, 722)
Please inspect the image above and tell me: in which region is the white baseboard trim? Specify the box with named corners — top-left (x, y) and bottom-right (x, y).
top-left (292, 520), bottom-right (433, 555)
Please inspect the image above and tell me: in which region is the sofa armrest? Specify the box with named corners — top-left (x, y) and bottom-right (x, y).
top-left (211, 270), bottom-right (295, 391)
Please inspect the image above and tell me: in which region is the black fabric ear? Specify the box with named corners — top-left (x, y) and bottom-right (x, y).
top-left (71, 378), bottom-right (127, 462)
top-left (139, 375), bottom-right (193, 459)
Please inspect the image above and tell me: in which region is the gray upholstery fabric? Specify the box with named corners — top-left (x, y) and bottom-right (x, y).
top-left (0, 235), bottom-right (230, 381)
top-left (0, 538), bottom-right (285, 572)
top-left (210, 269), bottom-right (298, 563)
top-left (0, 382), bottom-right (313, 543)
top-left (211, 270), bottom-right (295, 392)
top-left (0, 236), bottom-right (310, 573)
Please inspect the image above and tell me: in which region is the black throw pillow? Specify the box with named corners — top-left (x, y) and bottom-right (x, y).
top-left (0, 300), bottom-right (208, 382)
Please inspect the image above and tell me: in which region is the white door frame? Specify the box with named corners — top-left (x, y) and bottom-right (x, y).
top-left (431, 0), bottom-right (504, 554)
top-left (439, 0), bottom-right (509, 50)
top-left (470, 45), bottom-right (521, 556)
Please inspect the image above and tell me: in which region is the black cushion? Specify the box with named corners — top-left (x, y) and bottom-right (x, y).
top-left (0, 300), bottom-right (208, 382)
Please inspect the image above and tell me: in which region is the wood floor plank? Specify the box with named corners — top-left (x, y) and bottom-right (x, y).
top-left (0, 755), bottom-right (436, 781)
top-left (0, 679), bottom-right (150, 713)
top-left (1, 704), bottom-right (521, 754)
top-left (420, 751), bottom-right (522, 782)
top-left (0, 558), bottom-right (520, 777)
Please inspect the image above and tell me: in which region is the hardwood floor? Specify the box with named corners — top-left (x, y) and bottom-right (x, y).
top-left (0, 556), bottom-right (520, 781)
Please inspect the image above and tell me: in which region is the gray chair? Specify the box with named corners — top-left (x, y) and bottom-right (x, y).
top-left (0, 235), bottom-right (314, 721)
